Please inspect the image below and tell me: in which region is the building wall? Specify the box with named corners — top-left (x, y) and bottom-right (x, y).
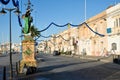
top-left (77, 11), bottom-right (107, 56)
top-left (106, 3), bottom-right (120, 55)
top-left (59, 29), bottom-right (70, 52)
top-left (78, 24), bottom-right (91, 55)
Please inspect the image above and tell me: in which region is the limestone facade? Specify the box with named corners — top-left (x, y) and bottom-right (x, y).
top-left (38, 3), bottom-right (120, 56)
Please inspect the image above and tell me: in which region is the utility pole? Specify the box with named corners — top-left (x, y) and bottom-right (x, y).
top-left (85, 0), bottom-right (86, 21)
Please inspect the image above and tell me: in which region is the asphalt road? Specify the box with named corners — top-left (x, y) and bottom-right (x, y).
top-left (0, 53), bottom-right (120, 80)
top-left (0, 53), bottom-right (20, 80)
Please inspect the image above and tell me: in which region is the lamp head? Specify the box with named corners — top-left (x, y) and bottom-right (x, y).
top-left (0, 8), bottom-right (7, 15)
top-left (14, 8), bottom-right (21, 15)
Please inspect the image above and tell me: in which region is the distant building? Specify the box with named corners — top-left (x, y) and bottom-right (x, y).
top-left (0, 42), bottom-right (20, 53)
top-left (37, 41), bottom-right (47, 53)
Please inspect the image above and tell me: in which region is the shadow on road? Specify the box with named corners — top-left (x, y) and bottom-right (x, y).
top-left (19, 62), bottom-right (120, 80)
top-left (16, 60), bottom-right (100, 79)
top-left (37, 60), bottom-right (98, 72)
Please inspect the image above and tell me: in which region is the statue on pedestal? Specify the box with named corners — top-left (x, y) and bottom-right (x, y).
top-left (19, 8), bottom-right (40, 74)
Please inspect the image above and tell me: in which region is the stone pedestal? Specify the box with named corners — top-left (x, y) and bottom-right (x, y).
top-left (19, 40), bottom-right (37, 73)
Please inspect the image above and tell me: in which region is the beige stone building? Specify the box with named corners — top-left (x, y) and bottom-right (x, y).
top-left (106, 3), bottom-right (120, 55)
top-left (55, 27), bottom-right (78, 54)
top-left (0, 42), bottom-right (20, 53)
top-left (37, 41), bottom-right (46, 52)
top-left (38, 3), bottom-right (120, 56)
top-left (81, 11), bottom-right (107, 56)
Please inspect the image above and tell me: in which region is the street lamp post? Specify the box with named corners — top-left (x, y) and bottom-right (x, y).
top-left (0, 8), bottom-right (21, 79)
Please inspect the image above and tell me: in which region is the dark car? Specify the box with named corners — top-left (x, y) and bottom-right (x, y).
top-left (53, 50), bottom-right (60, 56)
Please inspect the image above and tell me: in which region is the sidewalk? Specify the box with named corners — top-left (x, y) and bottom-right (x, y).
top-left (61, 54), bottom-right (114, 63)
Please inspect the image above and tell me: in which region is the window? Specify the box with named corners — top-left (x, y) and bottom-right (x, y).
top-left (114, 21), bottom-right (116, 28)
top-left (116, 19), bottom-right (118, 27)
top-left (112, 43), bottom-right (117, 50)
top-left (95, 27), bottom-right (98, 32)
top-left (114, 18), bottom-right (120, 27)
top-left (107, 28), bottom-right (111, 33)
top-left (119, 18), bottom-right (120, 27)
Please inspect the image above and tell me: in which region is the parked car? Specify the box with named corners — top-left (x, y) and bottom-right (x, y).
top-left (53, 50), bottom-right (60, 56)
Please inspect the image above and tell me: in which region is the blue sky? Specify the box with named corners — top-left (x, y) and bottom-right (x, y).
top-left (0, 0), bottom-right (120, 43)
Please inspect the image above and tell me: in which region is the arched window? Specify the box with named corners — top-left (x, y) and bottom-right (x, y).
top-left (112, 43), bottom-right (117, 50)
top-left (119, 18), bottom-right (120, 27)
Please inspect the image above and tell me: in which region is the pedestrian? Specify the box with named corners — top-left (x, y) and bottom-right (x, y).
top-left (23, 64), bottom-right (28, 75)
